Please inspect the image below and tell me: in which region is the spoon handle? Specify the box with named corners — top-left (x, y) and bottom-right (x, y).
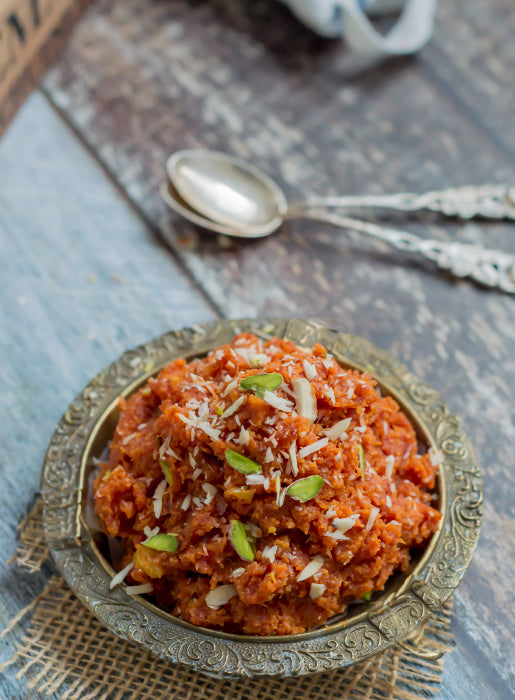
top-left (302, 210), bottom-right (515, 294)
top-left (295, 184), bottom-right (515, 220)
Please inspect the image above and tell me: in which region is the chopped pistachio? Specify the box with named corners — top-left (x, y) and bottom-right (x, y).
top-left (230, 520), bottom-right (255, 562)
top-left (141, 387), bottom-right (152, 396)
top-left (144, 361), bottom-right (154, 373)
top-left (286, 475), bottom-right (324, 502)
top-left (215, 407), bottom-right (223, 416)
top-left (160, 461), bottom-right (173, 487)
top-left (359, 444), bottom-right (365, 479)
top-left (239, 373), bottom-right (283, 398)
top-left (225, 449), bottom-right (262, 474)
top-left (362, 591), bottom-right (372, 602)
top-left (102, 470), bottom-right (111, 481)
top-left (143, 534), bottom-right (178, 553)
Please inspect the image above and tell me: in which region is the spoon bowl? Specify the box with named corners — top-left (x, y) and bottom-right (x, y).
top-left (160, 181), bottom-right (277, 239)
top-left (167, 150), bottom-right (286, 234)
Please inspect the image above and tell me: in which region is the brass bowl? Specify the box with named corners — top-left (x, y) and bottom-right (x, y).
top-left (41, 319), bottom-right (482, 678)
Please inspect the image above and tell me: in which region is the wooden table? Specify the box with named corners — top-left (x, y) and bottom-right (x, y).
top-left (1, 1), bottom-right (514, 697)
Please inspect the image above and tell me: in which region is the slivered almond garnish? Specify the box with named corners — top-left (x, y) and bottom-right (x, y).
top-left (332, 514), bottom-right (359, 533)
top-left (297, 555), bottom-right (324, 582)
top-left (126, 583), bottom-right (153, 595)
top-left (325, 417), bottom-right (352, 442)
top-left (325, 530), bottom-right (349, 540)
top-left (298, 437), bottom-right (329, 459)
top-left (292, 378), bottom-right (317, 424)
top-left (206, 584), bottom-right (238, 609)
top-left (289, 441), bottom-right (298, 476)
top-left (365, 507), bottom-right (380, 532)
top-left (110, 562), bottom-right (134, 590)
top-left (221, 396), bottom-right (246, 419)
top-left (310, 583), bottom-right (326, 599)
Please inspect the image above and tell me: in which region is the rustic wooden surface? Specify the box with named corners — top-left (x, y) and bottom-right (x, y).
top-left (1, 0), bottom-right (515, 697)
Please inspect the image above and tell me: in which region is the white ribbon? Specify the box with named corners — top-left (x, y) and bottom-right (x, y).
top-left (281, 0), bottom-right (438, 57)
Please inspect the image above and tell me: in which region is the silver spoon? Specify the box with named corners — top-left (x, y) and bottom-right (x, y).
top-left (161, 152), bottom-right (515, 294)
top-left (167, 149), bottom-right (515, 225)
top-left (161, 180), bottom-right (515, 295)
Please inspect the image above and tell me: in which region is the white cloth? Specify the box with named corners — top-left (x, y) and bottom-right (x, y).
top-left (280, 0), bottom-right (438, 57)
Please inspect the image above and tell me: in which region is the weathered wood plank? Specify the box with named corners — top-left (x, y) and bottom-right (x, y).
top-left (39, 3), bottom-right (515, 696)
top-left (421, 0), bottom-right (515, 157)
top-left (0, 91), bottom-right (216, 697)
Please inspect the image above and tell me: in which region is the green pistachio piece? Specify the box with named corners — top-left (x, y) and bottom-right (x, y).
top-left (225, 449), bottom-right (262, 474)
top-left (230, 520), bottom-right (255, 562)
top-left (362, 590), bottom-right (372, 602)
top-left (359, 444), bottom-right (365, 479)
top-left (143, 534), bottom-right (178, 552)
top-left (160, 461), bottom-right (173, 486)
top-left (239, 373), bottom-right (283, 398)
top-left (286, 475), bottom-right (324, 502)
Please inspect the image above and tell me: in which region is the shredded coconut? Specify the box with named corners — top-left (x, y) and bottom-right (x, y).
top-left (246, 474), bottom-right (266, 485)
top-left (262, 545), bottom-right (278, 563)
top-left (303, 360), bottom-right (317, 381)
top-left (263, 390), bottom-right (293, 412)
top-left (122, 432), bottom-right (139, 446)
top-left (429, 447), bottom-right (443, 467)
top-left (221, 396), bottom-right (246, 419)
top-left (238, 426), bottom-right (250, 445)
top-left (385, 455), bottom-right (395, 479)
top-left (232, 567), bottom-right (245, 579)
top-left (264, 447), bottom-right (274, 463)
top-left (202, 484), bottom-right (217, 504)
top-left (181, 494), bottom-right (192, 510)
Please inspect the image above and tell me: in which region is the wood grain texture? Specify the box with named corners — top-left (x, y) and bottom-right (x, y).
top-left (0, 91), bottom-right (215, 698)
top-left (1, 0), bottom-right (514, 697)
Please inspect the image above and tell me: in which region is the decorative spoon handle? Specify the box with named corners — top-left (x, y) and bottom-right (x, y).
top-left (296, 184), bottom-right (515, 220)
top-left (302, 210), bottom-right (515, 294)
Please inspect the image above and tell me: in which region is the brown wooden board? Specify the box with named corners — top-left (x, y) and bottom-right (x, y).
top-left (0, 0), bottom-right (91, 134)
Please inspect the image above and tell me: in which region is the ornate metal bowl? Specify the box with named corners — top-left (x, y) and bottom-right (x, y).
top-left (41, 319), bottom-right (482, 678)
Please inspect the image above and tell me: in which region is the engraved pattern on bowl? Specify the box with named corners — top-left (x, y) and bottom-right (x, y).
top-left (41, 319), bottom-right (482, 678)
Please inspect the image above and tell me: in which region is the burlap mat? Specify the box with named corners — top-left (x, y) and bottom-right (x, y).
top-left (1, 500), bottom-right (454, 699)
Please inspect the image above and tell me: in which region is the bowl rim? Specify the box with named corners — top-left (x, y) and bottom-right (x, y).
top-left (41, 318), bottom-right (483, 678)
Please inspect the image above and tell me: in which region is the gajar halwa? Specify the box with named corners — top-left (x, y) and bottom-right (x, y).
top-left (94, 333), bottom-right (441, 635)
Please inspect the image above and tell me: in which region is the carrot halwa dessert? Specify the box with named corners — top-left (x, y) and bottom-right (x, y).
top-left (94, 334), bottom-right (441, 636)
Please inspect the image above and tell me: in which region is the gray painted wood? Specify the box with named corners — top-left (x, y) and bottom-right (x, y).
top-left (0, 91), bottom-right (216, 698)
top-left (41, 3), bottom-right (515, 697)
top-left (0, 0), bottom-right (514, 696)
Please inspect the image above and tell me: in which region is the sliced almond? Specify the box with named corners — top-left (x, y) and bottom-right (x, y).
top-left (292, 377), bottom-right (317, 424)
